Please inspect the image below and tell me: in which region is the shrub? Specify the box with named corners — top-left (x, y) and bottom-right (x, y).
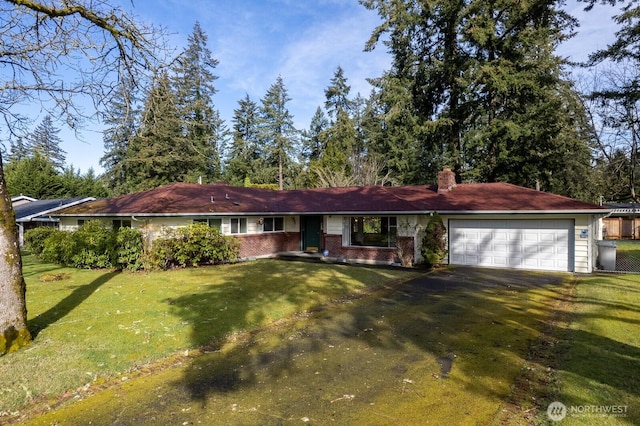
top-left (41, 230), bottom-right (76, 266)
top-left (146, 223), bottom-right (240, 270)
top-left (420, 212), bottom-right (447, 267)
top-left (24, 226), bottom-right (57, 255)
top-left (115, 227), bottom-right (144, 271)
top-left (69, 220), bottom-right (116, 269)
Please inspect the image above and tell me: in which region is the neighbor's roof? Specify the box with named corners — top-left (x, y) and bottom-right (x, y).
top-left (604, 203), bottom-right (640, 214)
top-left (15, 197), bottom-right (96, 222)
top-left (56, 182), bottom-right (608, 217)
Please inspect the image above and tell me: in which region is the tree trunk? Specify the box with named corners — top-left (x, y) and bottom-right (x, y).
top-left (0, 153), bottom-right (31, 354)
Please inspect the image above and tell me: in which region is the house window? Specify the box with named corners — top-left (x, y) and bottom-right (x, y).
top-left (263, 217), bottom-right (284, 232)
top-left (349, 216), bottom-right (397, 248)
top-left (194, 218), bottom-right (222, 231)
top-left (112, 219), bottom-right (132, 230)
top-left (230, 217), bottom-right (247, 234)
top-left (77, 219), bottom-right (85, 227)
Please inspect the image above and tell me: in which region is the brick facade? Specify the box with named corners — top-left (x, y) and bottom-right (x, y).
top-left (323, 235), bottom-right (414, 264)
top-left (236, 232), bottom-right (414, 265)
top-left (237, 232), bottom-right (300, 258)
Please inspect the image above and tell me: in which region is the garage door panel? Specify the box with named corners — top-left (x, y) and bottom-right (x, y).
top-left (449, 219), bottom-right (574, 272)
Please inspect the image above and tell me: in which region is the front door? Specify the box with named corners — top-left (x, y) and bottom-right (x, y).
top-left (301, 216), bottom-right (323, 252)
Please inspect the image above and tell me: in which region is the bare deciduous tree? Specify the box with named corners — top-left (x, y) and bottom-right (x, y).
top-left (0, 0), bottom-right (164, 354)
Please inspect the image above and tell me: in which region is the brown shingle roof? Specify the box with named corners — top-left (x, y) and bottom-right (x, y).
top-left (57, 182), bottom-right (606, 216)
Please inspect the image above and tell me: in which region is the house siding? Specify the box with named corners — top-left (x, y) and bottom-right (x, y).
top-left (57, 211), bottom-right (599, 273)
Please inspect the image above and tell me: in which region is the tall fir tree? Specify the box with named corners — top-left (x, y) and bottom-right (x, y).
top-left (7, 137), bottom-right (29, 163)
top-left (126, 72), bottom-right (188, 191)
top-left (26, 115), bottom-right (66, 170)
top-left (361, 0), bottom-right (593, 195)
top-left (100, 77), bottom-right (139, 195)
top-left (316, 67), bottom-right (358, 180)
top-left (171, 21), bottom-right (225, 182)
top-left (324, 66), bottom-right (354, 121)
top-left (225, 94), bottom-right (261, 185)
top-left (259, 76), bottom-right (298, 190)
top-left (301, 106), bottom-right (329, 165)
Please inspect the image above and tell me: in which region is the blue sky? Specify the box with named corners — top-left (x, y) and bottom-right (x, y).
top-left (48, 0), bottom-right (618, 173)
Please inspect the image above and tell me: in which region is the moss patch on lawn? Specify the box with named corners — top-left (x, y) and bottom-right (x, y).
top-left (11, 266), bottom-right (572, 425)
top-left (1, 257), bottom-right (414, 420)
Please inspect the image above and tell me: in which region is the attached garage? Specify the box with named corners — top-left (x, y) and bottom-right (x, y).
top-left (448, 219), bottom-right (574, 272)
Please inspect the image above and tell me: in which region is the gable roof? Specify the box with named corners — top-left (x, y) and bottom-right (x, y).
top-left (15, 197), bottom-right (96, 222)
top-left (56, 182), bottom-right (608, 217)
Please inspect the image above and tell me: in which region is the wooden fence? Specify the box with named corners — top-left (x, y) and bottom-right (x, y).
top-left (603, 217), bottom-right (640, 240)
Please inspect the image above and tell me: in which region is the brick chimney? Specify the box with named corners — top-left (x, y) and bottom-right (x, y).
top-left (437, 168), bottom-right (457, 194)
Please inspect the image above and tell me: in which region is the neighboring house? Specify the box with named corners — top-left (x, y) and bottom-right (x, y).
top-left (602, 203), bottom-right (640, 240)
top-left (11, 195), bottom-right (38, 207)
top-left (15, 197), bottom-right (96, 247)
top-left (55, 169), bottom-right (610, 273)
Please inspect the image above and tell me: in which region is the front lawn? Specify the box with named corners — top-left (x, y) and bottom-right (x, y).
top-left (542, 273), bottom-right (640, 425)
top-left (3, 256), bottom-right (639, 425)
top-left (1, 255), bottom-right (415, 419)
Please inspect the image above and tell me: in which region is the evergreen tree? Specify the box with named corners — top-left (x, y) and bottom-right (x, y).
top-left (586, 0), bottom-right (640, 64)
top-left (258, 76), bottom-right (298, 190)
top-left (225, 94), bottom-right (261, 185)
top-left (583, 0), bottom-right (640, 201)
top-left (301, 106), bottom-right (329, 165)
top-left (100, 77), bottom-right (138, 195)
top-left (315, 68), bottom-right (359, 180)
top-left (8, 137), bottom-right (29, 163)
top-left (26, 115), bottom-right (66, 170)
top-left (324, 66), bottom-right (354, 120)
top-left (4, 154), bottom-right (63, 198)
top-left (59, 166), bottom-right (109, 198)
top-left (172, 21), bottom-right (224, 182)
top-left (361, 0), bottom-right (591, 191)
top-left (126, 72), bottom-right (188, 191)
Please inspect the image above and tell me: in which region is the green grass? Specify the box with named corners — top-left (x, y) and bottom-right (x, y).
top-left (614, 241), bottom-right (640, 272)
top-left (539, 273), bottom-right (640, 425)
top-left (3, 256), bottom-right (639, 425)
top-left (1, 255), bottom-right (415, 418)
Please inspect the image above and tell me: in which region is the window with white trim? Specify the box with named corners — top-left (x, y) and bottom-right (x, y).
top-left (263, 217), bottom-right (284, 232)
top-left (230, 217), bottom-right (247, 234)
top-left (348, 216), bottom-right (397, 248)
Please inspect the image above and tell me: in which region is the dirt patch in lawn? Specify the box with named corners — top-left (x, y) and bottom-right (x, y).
top-left (15, 267), bottom-right (570, 425)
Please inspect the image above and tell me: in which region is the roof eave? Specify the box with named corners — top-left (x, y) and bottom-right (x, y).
top-left (18, 197), bottom-right (96, 222)
top-left (436, 209), bottom-right (611, 215)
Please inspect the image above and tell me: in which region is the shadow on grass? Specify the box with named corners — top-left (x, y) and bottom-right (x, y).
top-left (559, 328), bottom-right (640, 397)
top-left (165, 265), bottom-right (533, 393)
top-left (28, 271), bottom-right (120, 339)
top-left (165, 263), bottom-right (640, 421)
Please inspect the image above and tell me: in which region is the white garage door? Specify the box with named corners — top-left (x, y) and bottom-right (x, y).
top-left (449, 219), bottom-right (574, 272)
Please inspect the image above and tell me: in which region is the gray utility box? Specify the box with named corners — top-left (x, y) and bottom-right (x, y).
top-left (597, 240), bottom-right (617, 271)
